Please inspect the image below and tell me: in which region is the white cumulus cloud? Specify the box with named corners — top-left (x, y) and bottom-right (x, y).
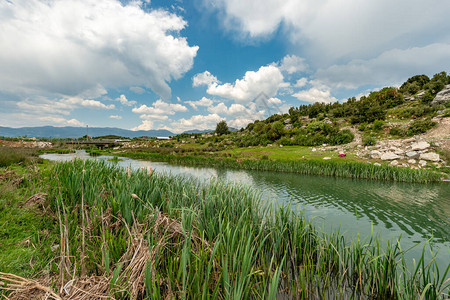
top-left (185, 97), bottom-right (214, 110)
top-left (131, 120), bottom-right (154, 131)
top-left (170, 114), bottom-right (224, 133)
top-left (315, 43), bottom-right (450, 90)
top-left (116, 95), bottom-right (137, 106)
top-left (205, 65), bottom-right (284, 103)
top-left (192, 71), bottom-right (220, 87)
top-left (0, 0), bottom-right (198, 100)
top-left (207, 0), bottom-right (450, 65)
top-left (132, 99), bottom-right (188, 115)
top-left (293, 88), bottom-right (337, 104)
top-left (279, 55), bottom-right (308, 74)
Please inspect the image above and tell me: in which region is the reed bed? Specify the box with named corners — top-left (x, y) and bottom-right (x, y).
top-left (0, 147), bottom-right (41, 167)
top-left (1, 160), bottom-right (448, 299)
top-left (117, 152), bottom-right (444, 183)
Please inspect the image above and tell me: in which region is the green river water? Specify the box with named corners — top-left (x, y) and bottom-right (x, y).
top-left (41, 150), bottom-right (450, 276)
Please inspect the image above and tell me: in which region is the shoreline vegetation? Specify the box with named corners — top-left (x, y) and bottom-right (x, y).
top-left (1, 159), bottom-right (449, 299)
top-left (97, 149), bottom-right (445, 183)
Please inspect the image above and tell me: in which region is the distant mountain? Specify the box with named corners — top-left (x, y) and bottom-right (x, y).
top-left (181, 129), bottom-right (213, 134)
top-left (0, 126), bottom-right (174, 139)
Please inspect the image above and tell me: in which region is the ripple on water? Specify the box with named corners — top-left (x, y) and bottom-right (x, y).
top-left (41, 150), bottom-right (450, 273)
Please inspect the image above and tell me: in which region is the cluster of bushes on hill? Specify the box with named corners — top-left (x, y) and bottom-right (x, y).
top-left (172, 72), bottom-right (448, 149)
top-left (228, 72), bottom-right (449, 147)
top-left (236, 117), bottom-right (354, 147)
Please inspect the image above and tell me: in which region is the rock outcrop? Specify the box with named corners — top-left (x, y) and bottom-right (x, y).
top-left (431, 84), bottom-right (450, 105)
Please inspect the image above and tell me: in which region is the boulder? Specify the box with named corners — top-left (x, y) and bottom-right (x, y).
top-left (431, 84), bottom-right (450, 105)
top-left (419, 160), bottom-right (427, 166)
top-left (370, 150), bottom-right (381, 158)
top-left (323, 118), bottom-right (333, 124)
top-left (381, 152), bottom-right (400, 160)
top-left (323, 157), bottom-right (332, 160)
top-left (406, 151), bottom-right (419, 158)
top-left (284, 124), bottom-right (293, 130)
top-left (411, 141), bottom-right (430, 151)
top-left (374, 163), bottom-right (381, 166)
top-left (416, 90), bottom-right (426, 98)
top-left (284, 118), bottom-right (291, 124)
top-left (390, 160), bottom-right (399, 166)
top-left (408, 159), bottom-right (416, 164)
top-left (403, 137), bottom-right (416, 143)
top-left (419, 152), bottom-right (440, 162)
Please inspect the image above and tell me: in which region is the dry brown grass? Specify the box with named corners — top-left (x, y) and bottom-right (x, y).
top-left (1, 208), bottom-right (213, 300)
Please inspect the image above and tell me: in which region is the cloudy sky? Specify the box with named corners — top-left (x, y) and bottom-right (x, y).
top-left (1, 0), bottom-right (449, 133)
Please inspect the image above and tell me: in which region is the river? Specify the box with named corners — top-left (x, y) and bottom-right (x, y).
top-left (41, 150), bottom-right (450, 273)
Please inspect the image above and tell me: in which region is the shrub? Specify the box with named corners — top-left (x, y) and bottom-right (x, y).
top-left (328, 129), bottom-right (354, 145)
top-left (358, 123), bottom-right (368, 131)
top-left (420, 90), bottom-right (434, 104)
top-left (279, 136), bottom-right (294, 146)
top-left (373, 120), bottom-right (384, 131)
top-left (362, 135), bottom-right (377, 146)
top-left (407, 118), bottom-right (437, 136)
top-left (389, 127), bottom-right (407, 137)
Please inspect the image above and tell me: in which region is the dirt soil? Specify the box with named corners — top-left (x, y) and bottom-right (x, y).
top-left (421, 117), bottom-right (450, 151)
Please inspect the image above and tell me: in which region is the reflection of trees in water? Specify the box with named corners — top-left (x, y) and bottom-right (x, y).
top-left (244, 170), bottom-right (450, 243)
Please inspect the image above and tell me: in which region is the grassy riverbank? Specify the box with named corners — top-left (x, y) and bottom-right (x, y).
top-left (1, 159), bottom-right (449, 299)
top-left (110, 150), bottom-right (445, 183)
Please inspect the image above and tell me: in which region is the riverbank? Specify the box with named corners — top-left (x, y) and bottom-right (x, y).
top-left (99, 149), bottom-right (446, 183)
top-left (1, 159), bottom-right (449, 299)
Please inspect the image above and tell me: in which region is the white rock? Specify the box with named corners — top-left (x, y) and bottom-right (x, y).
top-left (431, 84), bottom-right (450, 105)
top-left (411, 141), bottom-right (430, 151)
top-left (390, 160), bottom-right (399, 166)
top-left (406, 151), bottom-right (418, 157)
top-left (374, 163), bottom-right (381, 166)
top-left (408, 159), bottom-right (416, 164)
top-left (419, 160), bottom-right (427, 166)
top-left (404, 138), bottom-right (415, 143)
top-left (323, 157), bottom-right (332, 160)
top-left (394, 149), bottom-right (404, 155)
top-left (370, 150), bottom-right (381, 158)
top-left (381, 152), bottom-right (401, 160)
top-left (419, 152), bottom-right (440, 162)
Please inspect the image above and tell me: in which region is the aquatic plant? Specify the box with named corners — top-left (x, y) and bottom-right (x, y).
top-left (2, 160), bottom-right (448, 298)
top-left (116, 151), bottom-right (445, 183)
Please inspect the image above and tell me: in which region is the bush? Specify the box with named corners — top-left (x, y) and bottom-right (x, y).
top-left (358, 123), bottom-right (368, 131)
top-left (362, 135), bottom-right (377, 146)
top-left (407, 118), bottom-right (437, 136)
top-left (279, 136), bottom-right (294, 146)
top-left (420, 90), bottom-right (434, 104)
top-left (328, 129), bottom-right (354, 145)
top-left (373, 120), bottom-right (384, 131)
top-left (389, 127), bottom-right (407, 137)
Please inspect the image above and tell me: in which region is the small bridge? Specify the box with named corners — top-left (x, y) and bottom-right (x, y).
top-left (65, 140), bottom-right (118, 149)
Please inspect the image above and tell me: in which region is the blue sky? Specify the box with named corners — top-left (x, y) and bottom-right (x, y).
top-left (1, 0), bottom-right (450, 133)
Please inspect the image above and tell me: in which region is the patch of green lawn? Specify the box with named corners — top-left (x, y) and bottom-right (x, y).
top-left (0, 167), bottom-right (57, 277)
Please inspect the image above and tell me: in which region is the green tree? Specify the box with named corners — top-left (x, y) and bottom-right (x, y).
top-left (215, 120), bottom-right (230, 136)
